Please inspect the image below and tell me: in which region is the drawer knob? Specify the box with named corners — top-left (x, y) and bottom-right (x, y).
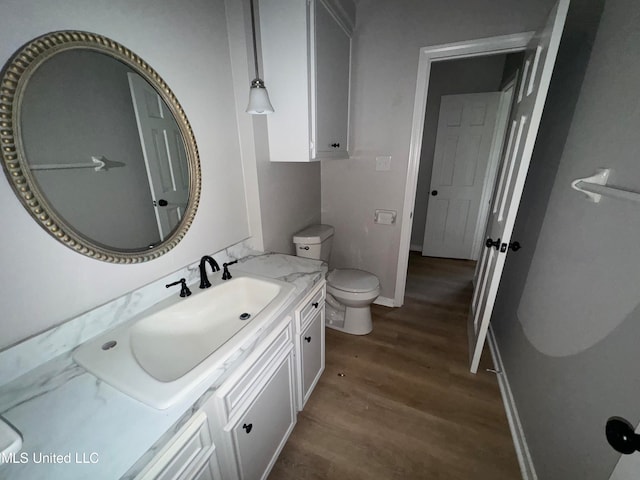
top-left (312, 302), bottom-right (319, 308)
top-left (304, 336), bottom-right (311, 343)
top-left (242, 423), bottom-right (253, 434)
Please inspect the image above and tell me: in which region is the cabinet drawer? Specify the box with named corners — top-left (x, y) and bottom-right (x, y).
top-left (189, 459), bottom-right (221, 480)
top-left (136, 412), bottom-right (216, 480)
top-left (219, 318), bottom-right (293, 422)
top-left (227, 351), bottom-right (296, 480)
top-left (296, 282), bottom-right (325, 331)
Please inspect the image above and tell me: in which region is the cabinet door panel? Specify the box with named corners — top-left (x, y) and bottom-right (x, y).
top-left (230, 353), bottom-right (295, 480)
top-left (314, 0), bottom-right (350, 158)
top-left (260, 0), bottom-right (311, 162)
top-left (301, 308), bottom-right (324, 406)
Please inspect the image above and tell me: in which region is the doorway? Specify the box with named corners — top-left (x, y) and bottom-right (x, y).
top-left (410, 54), bottom-right (522, 261)
top-left (396, 33), bottom-right (533, 309)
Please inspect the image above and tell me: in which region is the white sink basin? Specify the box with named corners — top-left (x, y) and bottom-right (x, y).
top-left (131, 276), bottom-right (283, 382)
top-left (73, 273), bottom-right (295, 409)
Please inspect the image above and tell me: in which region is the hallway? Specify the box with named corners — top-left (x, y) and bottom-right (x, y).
top-left (270, 253), bottom-right (520, 479)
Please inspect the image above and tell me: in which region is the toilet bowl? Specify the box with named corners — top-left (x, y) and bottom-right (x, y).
top-left (325, 269), bottom-right (380, 335)
top-left (293, 224), bottom-right (380, 335)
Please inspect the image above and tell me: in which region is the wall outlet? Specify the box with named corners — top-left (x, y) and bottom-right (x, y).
top-left (375, 156), bottom-right (392, 171)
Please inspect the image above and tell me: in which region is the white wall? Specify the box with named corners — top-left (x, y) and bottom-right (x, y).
top-left (321, 0), bottom-right (554, 297)
top-left (0, 0), bottom-right (250, 350)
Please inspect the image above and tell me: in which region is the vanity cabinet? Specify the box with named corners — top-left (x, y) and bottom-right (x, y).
top-left (135, 411), bottom-right (223, 480)
top-left (147, 282), bottom-right (326, 480)
top-left (259, 0), bottom-right (352, 162)
top-left (204, 317), bottom-right (297, 480)
top-left (294, 281), bottom-right (326, 410)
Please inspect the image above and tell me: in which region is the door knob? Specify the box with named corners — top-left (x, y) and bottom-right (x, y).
top-left (431, 190), bottom-right (438, 196)
top-left (606, 417), bottom-right (640, 454)
top-left (304, 336), bottom-right (311, 343)
top-left (242, 423), bottom-right (253, 434)
top-left (509, 241), bottom-right (521, 252)
top-left (154, 199), bottom-right (168, 207)
top-left (485, 237), bottom-right (501, 250)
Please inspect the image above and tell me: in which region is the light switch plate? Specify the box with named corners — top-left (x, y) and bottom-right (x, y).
top-left (374, 209), bottom-right (396, 225)
top-left (375, 156), bottom-right (392, 171)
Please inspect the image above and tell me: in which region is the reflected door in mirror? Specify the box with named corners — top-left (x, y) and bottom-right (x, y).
top-left (128, 72), bottom-right (189, 242)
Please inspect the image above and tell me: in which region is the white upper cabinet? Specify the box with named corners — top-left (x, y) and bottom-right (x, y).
top-left (259, 0), bottom-right (353, 162)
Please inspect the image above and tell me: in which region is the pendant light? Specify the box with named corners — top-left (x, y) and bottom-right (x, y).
top-left (246, 0), bottom-right (274, 114)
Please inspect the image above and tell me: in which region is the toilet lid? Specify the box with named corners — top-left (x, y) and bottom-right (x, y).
top-left (327, 269), bottom-right (379, 293)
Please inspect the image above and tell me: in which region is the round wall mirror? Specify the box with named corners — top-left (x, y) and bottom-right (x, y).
top-left (0, 31), bottom-right (201, 263)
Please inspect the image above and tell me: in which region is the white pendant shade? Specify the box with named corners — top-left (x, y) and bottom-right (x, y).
top-left (247, 0), bottom-right (274, 115)
top-left (246, 83), bottom-right (274, 115)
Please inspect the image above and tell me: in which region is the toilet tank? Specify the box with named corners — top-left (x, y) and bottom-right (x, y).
top-left (293, 224), bottom-right (334, 262)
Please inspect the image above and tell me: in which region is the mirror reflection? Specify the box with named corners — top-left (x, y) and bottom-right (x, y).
top-left (20, 49), bottom-right (190, 251)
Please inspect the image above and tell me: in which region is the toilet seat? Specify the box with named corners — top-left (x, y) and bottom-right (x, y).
top-left (327, 269), bottom-right (379, 293)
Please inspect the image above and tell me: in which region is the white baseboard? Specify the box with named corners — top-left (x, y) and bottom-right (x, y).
top-left (487, 326), bottom-right (537, 480)
top-left (373, 296), bottom-right (395, 307)
top-left (410, 243), bottom-right (422, 252)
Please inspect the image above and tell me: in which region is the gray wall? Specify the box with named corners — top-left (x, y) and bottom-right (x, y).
top-left (321, 0), bottom-right (555, 298)
top-left (488, 0), bottom-right (640, 477)
top-left (24, 51), bottom-right (159, 249)
top-left (254, 119), bottom-right (322, 255)
top-left (0, 0), bottom-right (251, 350)
top-left (410, 55), bottom-right (507, 248)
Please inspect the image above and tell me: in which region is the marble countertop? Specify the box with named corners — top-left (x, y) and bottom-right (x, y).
top-left (0, 252), bottom-right (325, 480)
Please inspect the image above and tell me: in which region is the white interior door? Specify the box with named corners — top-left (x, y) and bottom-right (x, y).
top-left (128, 72), bottom-right (189, 241)
top-left (468, 0), bottom-right (570, 373)
top-left (422, 92), bottom-right (501, 259)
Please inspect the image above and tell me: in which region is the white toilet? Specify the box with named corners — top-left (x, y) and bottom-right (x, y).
top-left (293, 224), bottom-right (380, 335)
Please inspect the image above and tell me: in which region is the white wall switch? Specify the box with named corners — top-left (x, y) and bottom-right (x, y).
top-left (374, 209), bottom-right (397, 225)
top-left (375, 156), bottom-right (392, 171)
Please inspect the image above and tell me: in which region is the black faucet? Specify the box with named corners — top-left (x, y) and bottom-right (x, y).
top-left (222, 260), bottom-right (238, 280)
top-left (199, 255), bottom-right (220, 289)
top-left (166, 278), bottom-right (191, 297)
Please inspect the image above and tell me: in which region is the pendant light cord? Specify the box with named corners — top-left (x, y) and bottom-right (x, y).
top-left (249, 0), bottom-right (260, 79)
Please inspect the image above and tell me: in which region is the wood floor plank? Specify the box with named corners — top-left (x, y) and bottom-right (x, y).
top-left (269, 253), bottom-right (520, 479)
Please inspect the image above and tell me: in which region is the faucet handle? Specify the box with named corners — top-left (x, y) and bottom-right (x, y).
top-left (222, 260), bottom-right (238, 280)
top-left (166, 278), bottom-right (192, 297)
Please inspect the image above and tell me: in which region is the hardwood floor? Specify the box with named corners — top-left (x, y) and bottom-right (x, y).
top-left (269, 253), bottom-right (520, 479)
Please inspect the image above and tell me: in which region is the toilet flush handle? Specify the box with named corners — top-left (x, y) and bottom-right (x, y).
top-left (299, 246), bottom-right (310, 250)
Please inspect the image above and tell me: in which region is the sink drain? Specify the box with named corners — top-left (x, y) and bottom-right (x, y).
top-left (239, 313), bottom-right (251, 321)
top-left (101, 340), bottom-right (117, 351)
